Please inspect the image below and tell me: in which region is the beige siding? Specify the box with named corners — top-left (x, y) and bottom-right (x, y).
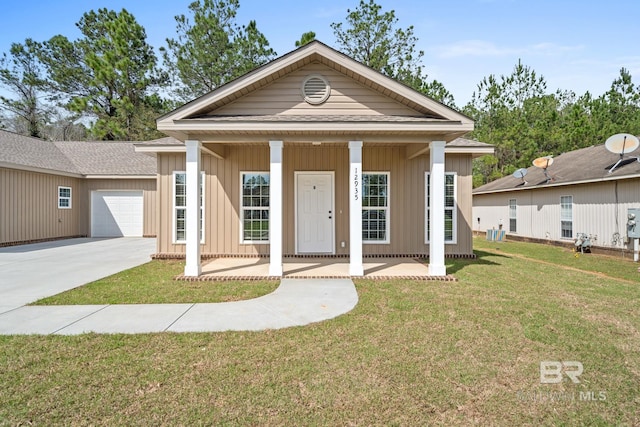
top-left (0, 168), bottom-right (82, 244)
top-left (157, 147), bottom-right (474, 256)
top-left (214, 63), bottom-right (420, 117)
top-left (472, 178), bottom-right (640, 250)
top-left (0, 167), bottom-right (157, 245)
top-left (81, 179), bottom-right (157, 237)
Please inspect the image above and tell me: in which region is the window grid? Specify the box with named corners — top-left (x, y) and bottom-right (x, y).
top-left (560, 195), bottom-right (573, 239)
top-left (174, 172), bottom-right (204, 243)
top-left (362, 173), bottom-right (389, 243)
top-left (58, 186), bottom-right (72, 209)
top-left (426, 173), bottom-right (456, 243)
top-left (509, 199), bottom-right (517, 233)
top-left (241, 172), bottom-right (270, 243)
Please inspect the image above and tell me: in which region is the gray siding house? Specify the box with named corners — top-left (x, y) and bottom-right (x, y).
top-left (473, 143), bottom-right (640, 253)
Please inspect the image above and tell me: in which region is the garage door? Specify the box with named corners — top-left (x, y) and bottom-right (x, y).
top-left (91, 191), bottom-right (144, 237)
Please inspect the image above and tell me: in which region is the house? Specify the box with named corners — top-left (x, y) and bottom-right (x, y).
top-left (472, 142), bottom-right (640, 253)
top-left (137, 41), bottom-right (493, 277)
top-left (0, 130), bottom-right (157, 246)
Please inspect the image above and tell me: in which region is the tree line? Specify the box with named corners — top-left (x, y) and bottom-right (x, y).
top-left (1, 0), bottom-right (639, 186)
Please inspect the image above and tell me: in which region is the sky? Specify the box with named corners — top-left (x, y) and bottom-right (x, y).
top-left (1, 0), bottom-right (639, 107)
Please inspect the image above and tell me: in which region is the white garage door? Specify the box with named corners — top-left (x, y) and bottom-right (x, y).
top-left (91, 191), bottom-right (144, 237)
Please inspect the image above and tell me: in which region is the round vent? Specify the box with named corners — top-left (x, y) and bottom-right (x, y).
top-left (302, 74), bottom-right (330, 105)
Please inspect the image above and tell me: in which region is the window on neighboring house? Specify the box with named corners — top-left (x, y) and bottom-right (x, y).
top-left (362, 173), bottom-right (390, 243)
top-left (173, 172), bottom-right (204, 243)
top-left (58, 186), bottom-right (72, 209)
top-left (560, 195), bottom-right (573, 239)
top-left (425, 172), bottom-right (457, 243)
top-left (241, 172), bottom-right (270, 243)
top-left (509, 199), bottom-right (517, 233)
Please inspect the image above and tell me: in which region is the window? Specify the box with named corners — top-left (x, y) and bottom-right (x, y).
top-left (425, 172), bottom-right (457, 243)
top-left (241, 172), bottom-right (270, 243)
top-left (362, 173), bottom-right (390, 243)
top-left (560, 195), bottom-right (573, 239)
top-left (58, 186), bottom-right (72, 209)
top-left (173, 172), bottom-right (204, 243)
top-left (509, 199), bottom-right (517, 233)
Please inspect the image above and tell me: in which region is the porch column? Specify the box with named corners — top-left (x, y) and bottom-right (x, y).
top-left (349, 140), bottom-right (364, 276)
top-left (269, 140), bottom-right (283, 277)
top-left (429, 140), bottom-right (447, 276)
top-left (184, 139), bottom-right (202, 277)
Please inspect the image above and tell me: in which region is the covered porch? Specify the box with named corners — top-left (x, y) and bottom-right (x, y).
top-left (180, 139), bottom-right (451, 278)
top-left (176, 256), bottom-right (456, 281)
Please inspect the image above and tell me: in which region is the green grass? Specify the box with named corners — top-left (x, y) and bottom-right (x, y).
top-left (3, 238), bottom-right (640, 425)
top-left (31, 260), bottom-right (278, 305)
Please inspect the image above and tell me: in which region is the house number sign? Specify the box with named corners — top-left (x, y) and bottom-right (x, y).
top-left (353, 167), bottom-right (359, 201)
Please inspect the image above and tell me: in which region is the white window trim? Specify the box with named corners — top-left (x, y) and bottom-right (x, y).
top-left (560, 195), bottom-right (573, 240)
top-left (58, 186), bottom-right (72, 209)
top-left (362, 171), bottom-right (390, 245)
top-left (425, 172), bottom-right (457, 244)
top-left (240, 171), bottom-right (270, 245)
top-left (173, 171), bottom-right (205, 244)
top-left (509, 198), bottom-right (517, 233)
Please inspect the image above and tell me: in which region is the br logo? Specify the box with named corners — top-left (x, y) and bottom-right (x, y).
top-left (540, 361), bottom-right (583, 384)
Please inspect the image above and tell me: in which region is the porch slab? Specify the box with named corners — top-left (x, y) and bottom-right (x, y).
top-left (189, 257), bottom-right (456, 281)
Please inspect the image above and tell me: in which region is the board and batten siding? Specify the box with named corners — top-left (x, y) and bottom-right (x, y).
top-left (0, 168), bottom-right (82, 244)
top-left (81, 179), bottom-right (157, 237)
top-left (472, 178), bottom-right (640, 249)
top-left (213, 63), bottom-right (420, 117)
top-left (1, 167), bottom-right (158, 245)
top-left (157, 146), bottom-right (474, 256)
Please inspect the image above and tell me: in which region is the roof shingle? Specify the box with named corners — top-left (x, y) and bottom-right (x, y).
top-left (0, 130), bottom-right (156, 176)
top-left (473, 144), bottom-right (640, 194)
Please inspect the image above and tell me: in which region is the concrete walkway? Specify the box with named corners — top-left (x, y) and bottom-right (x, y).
top-left (0, 279), bottom-right (358, 335)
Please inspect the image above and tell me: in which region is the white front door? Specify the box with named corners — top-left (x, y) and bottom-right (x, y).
top-left (296, 173), bottom-right (334, 254)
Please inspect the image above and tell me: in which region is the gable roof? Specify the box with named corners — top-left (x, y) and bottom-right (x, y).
top-left (473, 143), bottom-right (640, 195)
top-left (157, 41), bottom-right (473, 141)
top-left (0, 130), bottom-right (156, 177)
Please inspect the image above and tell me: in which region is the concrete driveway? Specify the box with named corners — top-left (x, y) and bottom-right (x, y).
top-left (0, 238), bottom-right (156, 314)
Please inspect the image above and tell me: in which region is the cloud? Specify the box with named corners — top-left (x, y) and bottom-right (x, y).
top-left (313, 7), bottom-right (346, 19)
top-left (432, 40), bottom-right (583, 59)
top-left (433, 40), bottom-right (522, 58)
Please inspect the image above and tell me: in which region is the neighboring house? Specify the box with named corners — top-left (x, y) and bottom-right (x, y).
top-left (0, 130), bottom-right (157, 246)
top-left (473, 143), bottom-right (640, 252)
top-left (137, 41), bottom-right (492, 277)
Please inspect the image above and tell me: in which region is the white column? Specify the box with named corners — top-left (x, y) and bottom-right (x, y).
top-left (429, 140), bottom-right (447, 276)
top-left (349, 141), bottom-right (364, 276)
top-left (184, 140), bottom-right (201, 277)
top-left (269, 140), bottom-right (283, 276)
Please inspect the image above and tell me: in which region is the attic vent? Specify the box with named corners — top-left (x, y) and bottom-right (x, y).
top-left (302, 74), bottom-right (330, 105)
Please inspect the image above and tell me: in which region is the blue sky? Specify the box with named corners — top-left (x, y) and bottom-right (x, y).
top-left (2, 0), bottom-right (639, 106)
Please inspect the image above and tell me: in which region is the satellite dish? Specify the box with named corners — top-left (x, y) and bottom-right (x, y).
top-left (604, 133), bottom-right (640, 174)
top-left (513, 168), bottom-right (528, 179)
top-left (532, 156), bottom-right (554, 169)
top-left (532, 156), bottom-right (554, 183)
top-left (605, 133), bottom-right (640, 155)
top-left (512, 168), bottom-right (528, 187)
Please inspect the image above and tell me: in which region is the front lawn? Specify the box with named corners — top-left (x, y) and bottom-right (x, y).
top-left (31, 260), bottom-right (278, 305)
top-left (2, 238), bottom-right (639, 425)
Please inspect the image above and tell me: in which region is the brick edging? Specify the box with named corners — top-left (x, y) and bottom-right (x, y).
top-left (154, 253), bottom-right (477, 260)
top-left (174, 274), bottom-right (458, 282)
top-left (0, 235), bottom-right (87, 248)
